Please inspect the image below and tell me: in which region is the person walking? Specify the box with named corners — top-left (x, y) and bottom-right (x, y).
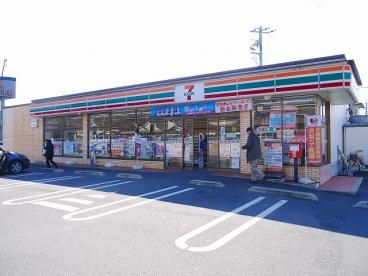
top-left (44, 139), bottom-right (58, 169)
top-left (242, 127), bottom-right (264, 182)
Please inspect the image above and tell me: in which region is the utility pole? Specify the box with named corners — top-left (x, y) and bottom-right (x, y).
top-left (250, 26), bottom-right (275, 66)
top-left (0, 59), bottom-right (7, 145)
top-left (1, 59), bottom-right (6, 77)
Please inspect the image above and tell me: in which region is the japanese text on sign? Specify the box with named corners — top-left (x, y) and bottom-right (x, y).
top-left (306, 126), bottom-right (322, 163)
top-left (215, 99), bottom-right (252, 113)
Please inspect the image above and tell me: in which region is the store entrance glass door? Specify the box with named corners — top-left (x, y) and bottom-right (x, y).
top-left (194, 118), bottom-right (208, 168)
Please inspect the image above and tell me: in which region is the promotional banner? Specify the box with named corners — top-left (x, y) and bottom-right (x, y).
top-left (269, 111), bottom-right (296, 129)
top-left (215, 99), bottom-right (252, 113)
top-left (151, 102), bottom-right (215, 117)
top-left (306, 126), bottom-right (322, 163)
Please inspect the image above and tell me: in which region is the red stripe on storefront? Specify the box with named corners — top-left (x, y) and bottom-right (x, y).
top-left (88, 106), bottom-right (107, 110)
top-left (104, 103), bottom-right (127, 109)
top-left (149, 99), bottom-right (175, 105)
top-left (344, 82), bottom-right (351, 86)
top-left (276, 84), bottom-right (318, 92)
top-left (238, 88), bottom-right (275, 96)
top-left (204, 92), bottom-right (238, 99)
top-left (126, 101), bottom-right (150, 106)
top-left (70, 107), bottom-right (88, 112)
top-left (320, 82), bottom-right (344, 89)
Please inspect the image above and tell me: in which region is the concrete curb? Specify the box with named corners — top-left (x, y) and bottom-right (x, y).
top-left (74, 170), bottom-right (106, 176)
top-left (353, 201), bottom-right (368, 208)
top-left (248, 186), bottom-right (319, 201)
top-left (116, 173), bottom-right (143, 179)
top-left (190, 179), bottom-right (225, 188)
top-left (41, 168), bottom-right (64, 173)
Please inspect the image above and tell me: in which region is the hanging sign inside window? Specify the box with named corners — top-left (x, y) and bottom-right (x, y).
top-left (306, 126), bottom-right (322, 163)
top-left (269, 111), bottom-right (296, 129)
top-left (215, 99), bottom-right (252, 113)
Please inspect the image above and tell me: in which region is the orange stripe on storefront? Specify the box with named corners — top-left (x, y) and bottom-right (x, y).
top-left (150, 86), bottom-right (174, 93)
top-left (275, 69), bottom-right (318, 78)
top-left (205, 78), bottom-right (237, 86)
top-left (319, 65), bottom-right (345, 73)
top-left (238, 74), bottom-right (274, 83)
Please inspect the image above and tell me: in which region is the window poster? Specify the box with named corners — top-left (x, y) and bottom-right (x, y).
top-left (231, 157), bottom-right (240, 169)
top-left (269, 111), bottom-right (296, 129)
top-left (263, 142), bottom-right (283, 172)
top-left (230, 143), bottom-right (240, 158)
top-left (219, 143), bottom-right (231, 158)
top-left (154, 143), bottom-right (164, 159)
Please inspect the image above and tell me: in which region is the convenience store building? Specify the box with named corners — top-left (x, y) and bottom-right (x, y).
top-left (3, 54), bottom-right (364, 184)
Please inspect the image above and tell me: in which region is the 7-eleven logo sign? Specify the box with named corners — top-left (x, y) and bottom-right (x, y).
top-left (175, 83), bottom-right (204, 103)
top-left (184, 85), bottom-right (195, 101)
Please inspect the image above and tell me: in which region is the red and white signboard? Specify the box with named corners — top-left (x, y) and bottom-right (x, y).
top-left (306, 126), bottom-right (322, 163)
top-left (215, 99), bottom-right (252, 113)
top-left (175, 83), bottom-right (204, 103)
top-left (306, 115), bottom-right (322, 127)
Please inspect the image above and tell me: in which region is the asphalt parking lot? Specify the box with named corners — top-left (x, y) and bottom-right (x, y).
top-left (0, 164), bottom-right (367, 275)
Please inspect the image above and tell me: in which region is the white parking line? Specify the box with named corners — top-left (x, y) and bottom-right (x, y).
top-left (87, 194), bottom-right (107, 199)
top-left (6, 172), bottom-right (45, 178)
top-left (175, 199), bottom-right (287, 252)
top-left (60, 198), bottom-right (93, 205)
top-left (33, 201), bottom-right (79, 212)
top-left (64, 187), bottom-right (194, 221)
top-left (2, 180), bottom-right (126, 205)
top-left (0, 176), bottom-right (82, 190)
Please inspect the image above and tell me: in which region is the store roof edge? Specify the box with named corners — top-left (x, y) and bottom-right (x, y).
top-left (32, 54), bottom-right (356, 104)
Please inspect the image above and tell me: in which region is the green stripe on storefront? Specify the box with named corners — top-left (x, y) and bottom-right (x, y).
top-left (30, 106), bottom-right (55, 112)
top-left (88, 100), bottom-right (106, 106)
top-left (127, 95), bottom-right (149, 102)
top-left (276, 75), bottom-right (318, 86)
top-left (320, 73), bottom-right (343, 82)
top-left (344, 72), bottom-right (351, 79)
top-left (205, 84), bottom-right (237, 94)
top-left (71, 102), bottom-right (87, 108)
top-left (106, 97), bottom-right (126, 104)
top-left (238, 80), bottom-right (274, 90)
top-left (149, 92), bottom-right (174, 99)
top-left (55, 104), bottom-right (71, 110)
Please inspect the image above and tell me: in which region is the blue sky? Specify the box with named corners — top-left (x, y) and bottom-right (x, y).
top-left (1, 0), bottom-right (367, 106)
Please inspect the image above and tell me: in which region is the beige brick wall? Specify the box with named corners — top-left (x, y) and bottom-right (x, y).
top-left (3, 104), bottom-right (44, 161)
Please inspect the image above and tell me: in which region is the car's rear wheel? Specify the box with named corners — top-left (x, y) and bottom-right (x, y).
top-left (8, 161), bottom-right (23, 174)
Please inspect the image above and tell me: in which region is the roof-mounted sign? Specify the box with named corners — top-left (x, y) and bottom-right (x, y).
top-left (0, 77), bottom-right (16, 99)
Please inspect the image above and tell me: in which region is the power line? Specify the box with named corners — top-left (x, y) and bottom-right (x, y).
top-left (250, 26), bottom-right (275, 66)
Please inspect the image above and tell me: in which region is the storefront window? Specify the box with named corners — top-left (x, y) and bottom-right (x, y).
top-left (89, 113), bottom-right (110, 157)
top-left (219, 116), bottom-right (240, 169)
top-left (44, 116), bottom-right (83, 157)
top-left (137, 109), bottom-right (164, 161)
top-left (254, 96), bottom-right (327, 169)
top-left (110, 110), bottom-right (136, 159)
top-left (165, 119), bottom-right (183, 167)
top-left (44, 117), bottom-right (63, 156)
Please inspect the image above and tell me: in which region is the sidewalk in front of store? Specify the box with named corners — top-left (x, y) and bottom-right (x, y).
top-left (29, 162), bottom-right (364, 196)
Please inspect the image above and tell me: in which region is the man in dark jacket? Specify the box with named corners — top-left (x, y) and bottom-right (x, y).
top-left (242, 127), bottom-right (264, 182)
top-left (44, 139), bottom-right (58, 168)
